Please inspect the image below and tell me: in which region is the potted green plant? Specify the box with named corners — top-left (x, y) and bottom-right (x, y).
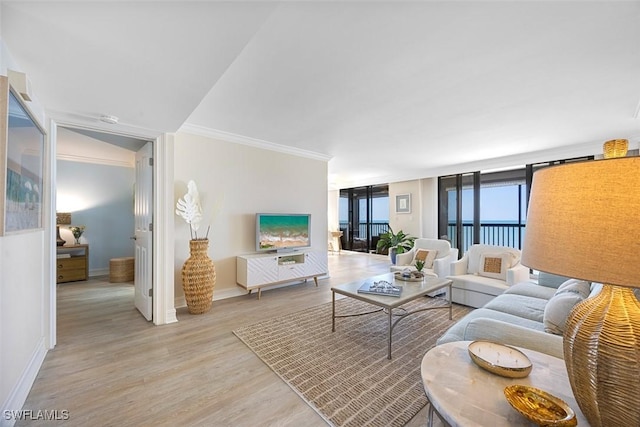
top-left (376, 227), bottom-right (415, 264)
top-left (69, 225), bottom-right (86, 245)
top-left (414, 259), bottom-right (425, 278)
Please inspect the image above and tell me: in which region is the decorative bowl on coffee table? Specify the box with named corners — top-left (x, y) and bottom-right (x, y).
top-left (468, 340), bottom-right (532, 378)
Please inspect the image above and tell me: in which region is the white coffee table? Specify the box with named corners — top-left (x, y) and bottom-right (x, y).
top-left (331, 272), bottom-right (452, 359)
top-left (421, 341), bottom-right (589, 426)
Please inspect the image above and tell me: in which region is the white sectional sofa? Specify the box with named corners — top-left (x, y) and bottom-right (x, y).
top-left (390, 238), bottom-right (458, 279)
top-left (437, 272), bottom-right (596, 358)
top-left (447, 244), bottom-right (530, 308)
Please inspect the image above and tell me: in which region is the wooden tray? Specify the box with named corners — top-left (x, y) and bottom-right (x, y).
top-left (394, 271), bottom-right (424, 282)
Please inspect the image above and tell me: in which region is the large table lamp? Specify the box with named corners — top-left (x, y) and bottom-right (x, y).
top-left (521, 151), bottom-right (640, 426)
top-left (56, 212), bottom-right (71, 246)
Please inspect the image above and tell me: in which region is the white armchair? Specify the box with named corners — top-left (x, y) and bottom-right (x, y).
top-left (390, 238), bottom-right (459, 278)
top-left (447, 244), bottom-right (530, 308)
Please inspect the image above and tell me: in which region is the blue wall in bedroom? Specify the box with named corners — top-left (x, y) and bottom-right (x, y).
top-left (57, 160), bottom-right (135, 275)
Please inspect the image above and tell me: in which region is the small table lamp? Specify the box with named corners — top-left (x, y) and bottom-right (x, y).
top-left (56, 212), bottom-right (71, 246)
top-left (522, 151), bottom-right (640, 426)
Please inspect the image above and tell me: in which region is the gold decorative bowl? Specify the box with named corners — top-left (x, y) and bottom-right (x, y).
top-left (468, 341), bottom-right (532, 378)
top-left (504, 385), bottom-right (577, 427)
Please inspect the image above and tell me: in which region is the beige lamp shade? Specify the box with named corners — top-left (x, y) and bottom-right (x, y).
top-left (522, 156), bottom-right (640, 427)
top-left (521, 156), bottom-right (640, 288)
top-left (56, 212), bottom-right (72, 225)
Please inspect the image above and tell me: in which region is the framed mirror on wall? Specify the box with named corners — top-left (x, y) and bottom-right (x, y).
top-left (0, 75), bottom-right (46, 235)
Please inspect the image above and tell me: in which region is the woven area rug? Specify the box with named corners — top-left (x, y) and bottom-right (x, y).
top-left (233, 296), bottom-right (472, 427)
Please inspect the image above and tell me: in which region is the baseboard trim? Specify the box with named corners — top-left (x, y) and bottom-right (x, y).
top-left (164, 308), bottom-right (178, 324)
top-left (1, 338), bottom-right (48, 427)
top-left (174, 288), bottom-right (246, 309)
top-left (174, 295), bottom-right (186, 309)
top-left (89, 268), bottom-right (109, 277)
top-left (214, 287), bottom-right (246, 301)
top-left (175, 276), bottom-right (332, 308)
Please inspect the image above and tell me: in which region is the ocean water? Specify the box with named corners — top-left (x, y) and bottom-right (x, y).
top-left (258, 215), bottom-right (309, 249)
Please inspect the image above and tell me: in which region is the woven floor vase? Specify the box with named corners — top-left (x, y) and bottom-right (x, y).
top-left (181, 239), bottom-right (216, 314)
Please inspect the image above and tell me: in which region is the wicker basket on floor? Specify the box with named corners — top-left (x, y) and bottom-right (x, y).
top-left (109, 257), bottom-right (134, 283)
top-left (181, 239), bottom-right (216, 314)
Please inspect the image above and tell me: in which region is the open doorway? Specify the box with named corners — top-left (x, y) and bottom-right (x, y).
top-left (56, 126), bottom-right (153, 320)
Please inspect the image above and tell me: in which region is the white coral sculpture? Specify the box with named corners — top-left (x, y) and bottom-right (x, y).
top-left (176, 180), bottom-right (205, 240)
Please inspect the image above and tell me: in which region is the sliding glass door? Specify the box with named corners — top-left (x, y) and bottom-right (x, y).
top-left (339, 185), bottom-right (389, 252)
top-left (439, 155), bottom-right (594, 256)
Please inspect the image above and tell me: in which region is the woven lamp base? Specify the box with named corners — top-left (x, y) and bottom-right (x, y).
top-left (603, 139), bottom-right (628, 159)
top-left (563, 285), bottom-right (640, 427)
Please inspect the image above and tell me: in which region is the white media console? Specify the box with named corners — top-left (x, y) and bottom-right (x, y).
top-left (236, 250), bottom-right (328, 299)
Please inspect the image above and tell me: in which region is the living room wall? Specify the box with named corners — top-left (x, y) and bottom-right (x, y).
top-left (173, 132), bottom-right (328, 303)
top-left (388, 178), bottom-right (438, 239)
top-left (0, 43), bottom-right (52, 419)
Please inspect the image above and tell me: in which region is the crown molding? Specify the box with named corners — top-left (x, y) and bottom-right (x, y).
top-left (179, 123), bottom-right (332, 162)
top-left (56, 153), bottom-right (133, 168)
top-left (47, 109), bottom-right (162, 141)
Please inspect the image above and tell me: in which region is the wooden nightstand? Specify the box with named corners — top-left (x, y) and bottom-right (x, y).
top-left (56, 244), bottom-right (89, 283)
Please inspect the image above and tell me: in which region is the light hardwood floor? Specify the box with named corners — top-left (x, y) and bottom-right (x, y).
top-left (18, 251), bottom-right (442, 427)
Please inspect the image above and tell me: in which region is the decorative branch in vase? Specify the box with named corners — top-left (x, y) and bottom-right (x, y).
top-left (175, 180), bottom-right (209, 240)
top-left (176, 180), bottom-right (216, 314)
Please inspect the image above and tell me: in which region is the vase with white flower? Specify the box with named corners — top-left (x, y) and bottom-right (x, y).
top-left (69, 225), bottom-right (86, 245)
top-left (176, 180), bottom-right (216, 314)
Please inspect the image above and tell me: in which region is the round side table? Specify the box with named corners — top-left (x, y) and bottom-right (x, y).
top-left (421, 341), bottom-right (589, 426)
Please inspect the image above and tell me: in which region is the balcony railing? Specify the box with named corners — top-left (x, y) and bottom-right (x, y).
top-left (338, 221), bottom-right (390, 252)
top-left (339, 221), bottom-right (389, 238)
top-left (447, 222), bottom-right (526, 254)
top-left (338, 221), bottom-right (523, 254)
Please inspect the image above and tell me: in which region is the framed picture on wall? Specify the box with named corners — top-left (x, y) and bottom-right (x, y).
top-left (395, 194), bottom-right (411, 214)
top-left (0, 76), bottom-right (46, 235)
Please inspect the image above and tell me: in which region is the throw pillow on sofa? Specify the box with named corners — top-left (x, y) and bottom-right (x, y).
top-left (414, 249), bottom-right (438, 269)
top-left (543, 279), bottom-right (591, 335)
top-left (477, 253), bottom-right (512, 281)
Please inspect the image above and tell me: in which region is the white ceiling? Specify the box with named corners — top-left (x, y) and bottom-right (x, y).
top-left (57, 127), bottom-right (138, 168)
top-left (3, 1), bottom-right (640, 189)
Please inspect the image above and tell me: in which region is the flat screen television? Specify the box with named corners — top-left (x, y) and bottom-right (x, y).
top-left (256, 213), bottom-right (311, 252)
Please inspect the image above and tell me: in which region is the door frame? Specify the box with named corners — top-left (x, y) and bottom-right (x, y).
top-left (48, 120), bottom-right (176, 347)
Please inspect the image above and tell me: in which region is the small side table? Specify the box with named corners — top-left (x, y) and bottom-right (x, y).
top-left (56, 244), bottom-right (89, 283)
top-left (421, 341), bottom-right (589, 426)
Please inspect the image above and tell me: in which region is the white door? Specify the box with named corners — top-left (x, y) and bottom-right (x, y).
top-left (134, 142), bottom-right (153, 320)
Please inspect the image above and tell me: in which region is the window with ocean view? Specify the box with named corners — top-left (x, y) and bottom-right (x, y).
top-left (439, 155), bottom-right (595, 256)
top-left (440, 170), bottom-right (526, 254)
top-left (339, 185), bottom-right (389, 252)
